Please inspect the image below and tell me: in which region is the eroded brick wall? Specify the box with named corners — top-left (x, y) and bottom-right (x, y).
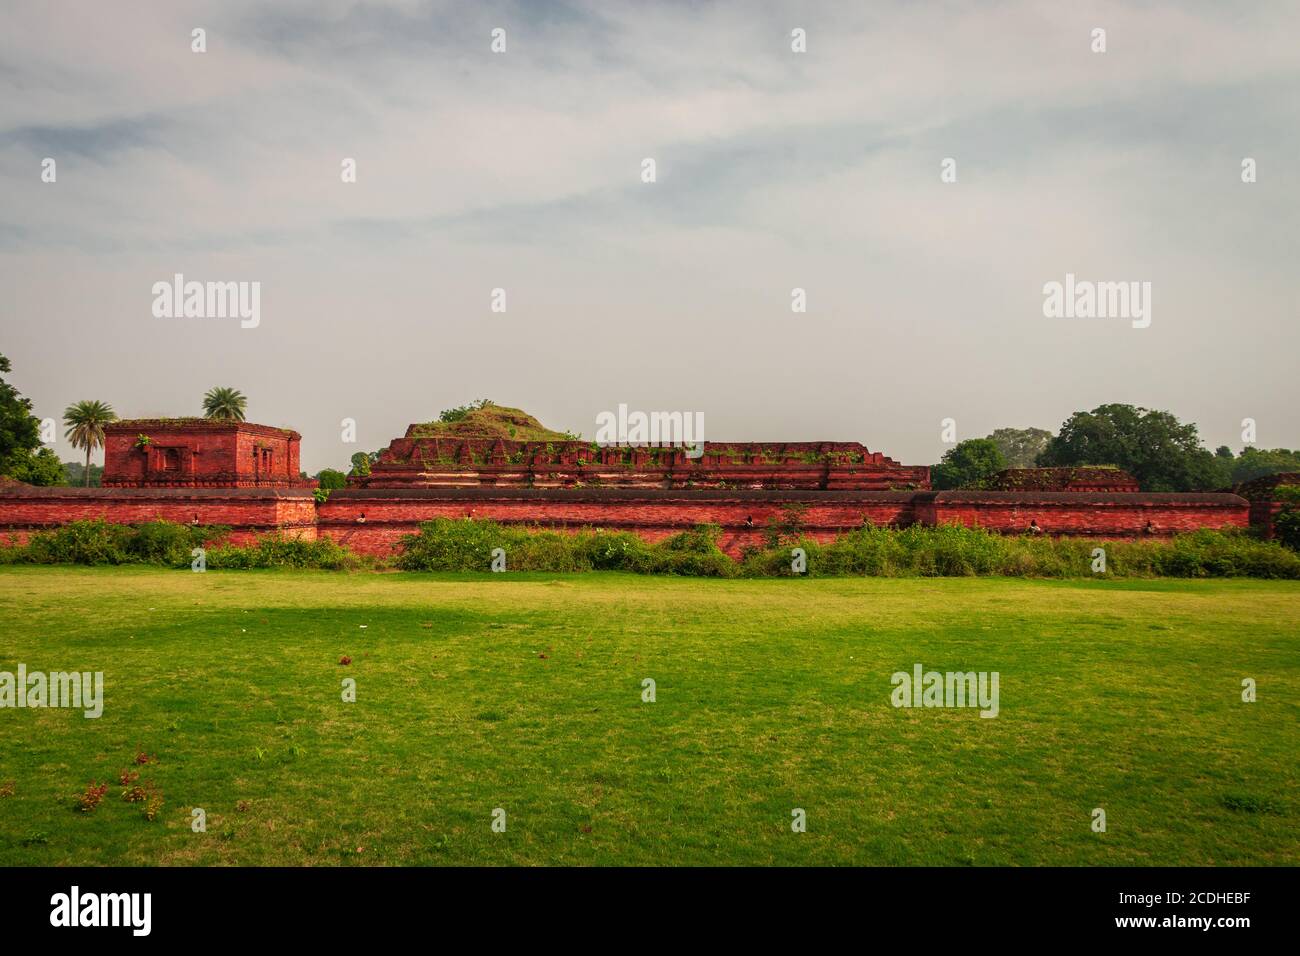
top-left (0, 486), bottom-right (1256, 559)
top-left (318, 489), bottom-right (919, 557)
top-left (0, 488), bottom-right (317, 545)
top-left (922, 491), bottom-right (1249, 536)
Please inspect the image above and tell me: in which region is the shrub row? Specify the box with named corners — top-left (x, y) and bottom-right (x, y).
top-left (1, 518), bottom-right (1297, 578)
top-left (395, 519), bottom-right (734, 576)
top-left (0, 520), bottom-right (361, 570)
top-left (397, 518), bottom-right (1300, 579)
top-left (738, 524), bottom-right (1300, 579)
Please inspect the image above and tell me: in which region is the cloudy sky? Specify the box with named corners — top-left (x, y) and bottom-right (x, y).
top-left (1, 0), bottom-right (1297, 473)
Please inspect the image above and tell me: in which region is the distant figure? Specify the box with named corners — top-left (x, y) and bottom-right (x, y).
top-left (1028, 519), bottom-right (1044, 535)
top-left (744, 515), bottom-right (754, 528)
top-left (190, 514), bottom-right (200, 526)
top-left (1143, 520), bottom-right (1157, 535)
top-left (465, 509), bottom-right (475, 520)
top-left (356, 512), bottom-right (366, 524)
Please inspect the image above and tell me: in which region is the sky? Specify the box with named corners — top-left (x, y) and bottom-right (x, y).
top-left (1, 0), bottom-right (1297, 474)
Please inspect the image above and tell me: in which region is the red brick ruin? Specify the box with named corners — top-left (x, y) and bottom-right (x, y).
top-left (102, 419), bottom-right (310, 489)
top-left (0, 415), bottom-right (1284, 557)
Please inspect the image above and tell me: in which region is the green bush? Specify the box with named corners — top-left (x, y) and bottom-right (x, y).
top-left (4, 518), bottom-right (1297, 579)
top-left (22, 520), bottom-right (136, 565)
top-left (645, 524), bottom-right (735, 577)
top-left (206, 535), bottom-right (359, 570)
top-left (1275, 508), bottom-right (1300, 551)
top-left (737, 523), bottom-right (1300, 579)
top-left (125, 520), bottom-right (211, 565)
top-left (396, 518), bottom-right (735, 576)
top-left (19, 520), bottom-right (229, 567)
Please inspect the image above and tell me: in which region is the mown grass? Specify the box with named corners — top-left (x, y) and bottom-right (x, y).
top-left (0, 567), bottom-right (1296, 866)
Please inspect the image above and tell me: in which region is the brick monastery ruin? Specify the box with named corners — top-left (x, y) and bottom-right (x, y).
top-left (0, 406), bottom-right (1288, 557)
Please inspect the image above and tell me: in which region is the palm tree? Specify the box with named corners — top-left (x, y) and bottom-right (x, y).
top-left (63, 400), bottom-right (118, 486)
top-left (202, 387), bottom-right (247, 421)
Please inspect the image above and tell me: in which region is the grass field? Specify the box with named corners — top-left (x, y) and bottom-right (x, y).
top-left (0, 566), bottom-right (1296, 866)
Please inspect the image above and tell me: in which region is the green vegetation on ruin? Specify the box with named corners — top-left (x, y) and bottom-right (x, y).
top-left (407, 402), bottom-right (576, 443)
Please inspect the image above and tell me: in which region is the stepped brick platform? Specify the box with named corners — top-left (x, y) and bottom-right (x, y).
top-left (353, 434), bottom-right (930, 490)
top-left (103, 419), bottom-right (311, 489)
top-left (0, 486), bottom-right (317, 546)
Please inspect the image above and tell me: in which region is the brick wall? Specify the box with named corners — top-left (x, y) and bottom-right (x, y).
top-left (919, 491), bottom-right (1249, 536)
top-left (319, 488), bottom-right (920, 557)
top-left (0, 485), bottom-right (1257, 558)
top-left (0, 487), bottom-right (317, 546)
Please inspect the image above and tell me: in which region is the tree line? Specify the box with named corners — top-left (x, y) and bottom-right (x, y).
top-left (932, 405), bottom-right (1300, 492)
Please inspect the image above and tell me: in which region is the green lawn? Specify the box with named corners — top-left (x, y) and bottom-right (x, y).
top-left (0, 566), bottom-right (1296, 866)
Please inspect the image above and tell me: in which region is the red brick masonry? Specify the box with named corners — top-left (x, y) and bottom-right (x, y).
top-left (102, 420), bottom-right (309, 488)
top-left (316, 487), bottom-right (1250, 557)
top-left (0, 487), bottom-right (317, 546)
top-left (0, 485), bottom-right (1253, 557)
top-left (357, 437), bottom-right (930, 490)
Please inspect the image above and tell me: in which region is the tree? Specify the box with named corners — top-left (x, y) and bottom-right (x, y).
top-left (0, 353), bottom-right (43, 480)
top-left (9, 447), bottom-right (67, 485)
top-left (348, 451), bottom-right (380, 477)
top-left (315, 468), bottom-right (347, 490)
top-left (439, 399), bottom-right (494, 424)
top-left (63, 400), bottom-right (118, 486)
top-left (202, 386), bottom-right (248, 421)
top-left (985, 427), bottom-right (1053, 469)
top-left (1226, 448), bottom-right (1300, 485)
top-left (63, 460), bottom-right (104, 487)
top-left (931, 439), bottom-right (1006, 490)
top-left (1037, 404), bottom-right (1220, 491)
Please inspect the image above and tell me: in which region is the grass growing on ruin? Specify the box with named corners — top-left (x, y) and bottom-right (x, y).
top-left (0, 566), bottom-right (1296, 866)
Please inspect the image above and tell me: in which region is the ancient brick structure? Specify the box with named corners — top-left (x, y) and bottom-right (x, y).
top-left (319, 487), bottom-right (922, 556)
top-left (0, 486), bottom-right (317, 547)
top-left (914, 491), bottom-right (1247, 539)
top-left (102, 419), bottom-right (309, 488)
top-left (355, 433), bottom-right (930, 490)
top-left (317, 487), bottom-right (1250, 557)
top-left (0, 409), bottom-right (1272, 558)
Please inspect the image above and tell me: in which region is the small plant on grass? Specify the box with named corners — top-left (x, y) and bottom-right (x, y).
top-left (78, 782), bottom-right (109, 813)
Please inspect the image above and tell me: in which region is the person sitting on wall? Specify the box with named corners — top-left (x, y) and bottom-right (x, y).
top-left (1028, 519), bottom-right (1044, 535)
top-left (744, 515), bottom-right (754, 528)
top-left (1143, 519), bottom-right (1157, 535)
top-left (356, 512), bottom-right (366, 524)
top-left (190, 514), bottom-right (200, 526)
